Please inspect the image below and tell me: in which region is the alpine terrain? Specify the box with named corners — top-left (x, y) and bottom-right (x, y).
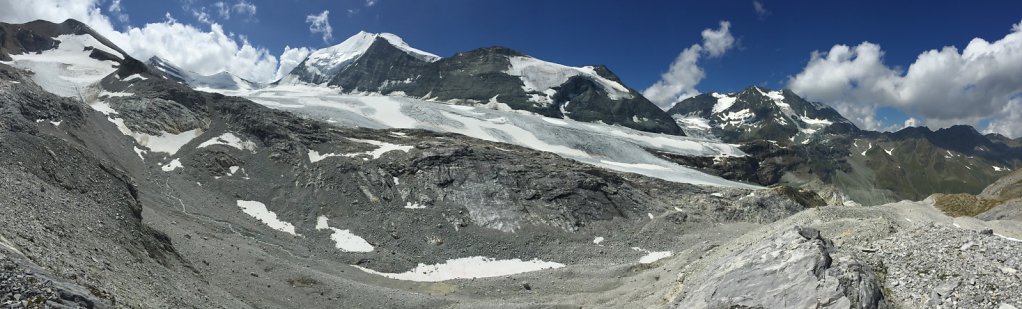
top-left (0, 17), bottom-right (1020, 309)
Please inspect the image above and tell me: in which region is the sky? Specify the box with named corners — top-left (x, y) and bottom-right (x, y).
top-left (1, 0), bottom-right (1022, 137)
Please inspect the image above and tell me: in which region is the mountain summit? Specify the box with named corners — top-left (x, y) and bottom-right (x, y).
top-left (667, 86), bottom-right (856, 143)
top-left (148, 56), bottom-right (261, 91)
top-left (280, 31), bottom-right (683, 135)
top-left (281, 31), bottom-right (440, 85)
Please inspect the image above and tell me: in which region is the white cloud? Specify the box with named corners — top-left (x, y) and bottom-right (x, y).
top-left (753, 1), bottom-right (771, 20)
top-left (365, 0), bottom-right (378, 7)
top-left (232, 0), bottom-right (257, 19)
top-left (788, 20), bottom-right (1022, 136)
top-left (192, 8), bottom-right (213, 24)
top-left (213, 1), bottom-right (230, 19)
top-left (700, 21), bottom-right (734, 57)
top-left (274, 46), bottom-right (311, 81)
top-left (0, 0), bottom-right (120, 36)
top-left (643, 21), bottom-right (735, 109)
top-left (903, 117), bottom-right (919, 128)
top-left (984, 97), bottom-right (1022, 138)
top-left (0, 0), bottom-right (309, 84)
top-left (189, 0), bottom-right (256, 24)
top-left (306, 10), bottom-right (333, 43)
top-left (107, 0), bottom-right (127, 23)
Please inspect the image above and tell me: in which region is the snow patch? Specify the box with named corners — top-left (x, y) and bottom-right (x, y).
top-left (404, 202), bottom-right (427, 209)
top-left (505, 56), bottom-right (632, 101)
top-left (353, 256), bottom-right (565, 282)
top-left (593, 237), bottom-right (605, 245)
top-left (342, 138), bottom-right (413, 159)
top-left (307, 150), bottom-right (340, 163)
top-left (121, 74), bottom-right (146, 82)
top-left (600, 160), bottom-right (671, 171)
top-left (90, 101), bottom-right (118, 115)
top-left (197, 133), bottom-right (257, 151)
top-left (6, 34), bottom-right (119, 97)
top-left (720, 109), bottom-right (754, 125)
top-left (133, 146), bottom-right (146, 160)
top-left (677, 116), bottom-right (712, 130)
top-left (799, 115), bottom-right (833, 126)
top-left (710, 92), bottom-right (737, 114)
top-left (236, 200), bottom-right (298, 235)
top-left (862, 143), bottom-right (872, 156)
top-left (160, 158), bottom-right (182, 172)
top-left (138, 129), bottom-right (203, 155)
top-left (315, 216), bottom-right (374, 252)
top-left (631, 247), bottom-right (673, 264)
top-left (542, 117), bottom-right (570, 126)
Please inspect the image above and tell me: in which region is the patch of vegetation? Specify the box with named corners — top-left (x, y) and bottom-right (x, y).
top-left (769, 185), bottom-right (827, 208)
top-left (931, 193), bottom-right (1003, 217)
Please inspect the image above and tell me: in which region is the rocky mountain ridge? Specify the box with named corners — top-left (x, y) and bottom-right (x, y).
top-left (279, 31), bottom-right (684, 135)
top-left (663, 86), bottom-right (1022, 205)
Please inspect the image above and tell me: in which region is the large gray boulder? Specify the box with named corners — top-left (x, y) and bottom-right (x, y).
top-left (673, 226), bottom-right (887, 309)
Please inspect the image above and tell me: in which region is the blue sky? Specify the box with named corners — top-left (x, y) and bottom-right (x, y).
top-left (107, 0), bottom-right (1022, 92)
top-left (3, 0), bottom-right (1021, 135)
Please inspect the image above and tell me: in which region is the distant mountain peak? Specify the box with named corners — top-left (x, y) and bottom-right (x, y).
top-left (288, 31), bottom-right (440, 85)
top-left (147, 56), bottom-right (259, 90)
top-left (669, 86), bottom-right (855, 143)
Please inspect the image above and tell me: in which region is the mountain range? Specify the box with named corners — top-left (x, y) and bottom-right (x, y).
top-left (1, 19), bottom-right (1021, 308)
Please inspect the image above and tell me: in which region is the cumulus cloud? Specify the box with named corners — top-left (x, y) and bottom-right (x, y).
top-left (0, 0), bottom-right (120, 36)
top-left (753, 1), bottom-right (770, 20)
top-left (0, 0), bottom-right (309, 84)
top-left (306, 10), bottom-right (333, 43)
top-left (274, 46), bottom-right (311, 80)
top-left (643, 21), bottom-right (735, 109)
top-left (788, 20), bottom-right (1022, 136)
top-left (700, 21), bottom-right (734, 57)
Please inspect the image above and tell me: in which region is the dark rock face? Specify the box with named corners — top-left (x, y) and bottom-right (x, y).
top-left (0, 19), bottom-right (128, 61)
top-left (283, 37), bottom-right (683, 135)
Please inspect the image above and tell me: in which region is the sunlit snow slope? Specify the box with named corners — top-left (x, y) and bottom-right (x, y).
top-left (214, 85), bottom-right (759, 188)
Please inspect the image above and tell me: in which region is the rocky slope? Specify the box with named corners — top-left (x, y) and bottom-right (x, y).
top-left (3, 18), bottom-right (1022, 309)
top-left (0, 19), bottom-right (827, 308)
top-left (279, 32), bottom-right (683, 135)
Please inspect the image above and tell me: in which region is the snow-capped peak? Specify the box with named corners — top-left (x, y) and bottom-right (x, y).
top-left (148, 56), bottom-right (260, 91)
top-left (298, 31), bottom-right (440, 83)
